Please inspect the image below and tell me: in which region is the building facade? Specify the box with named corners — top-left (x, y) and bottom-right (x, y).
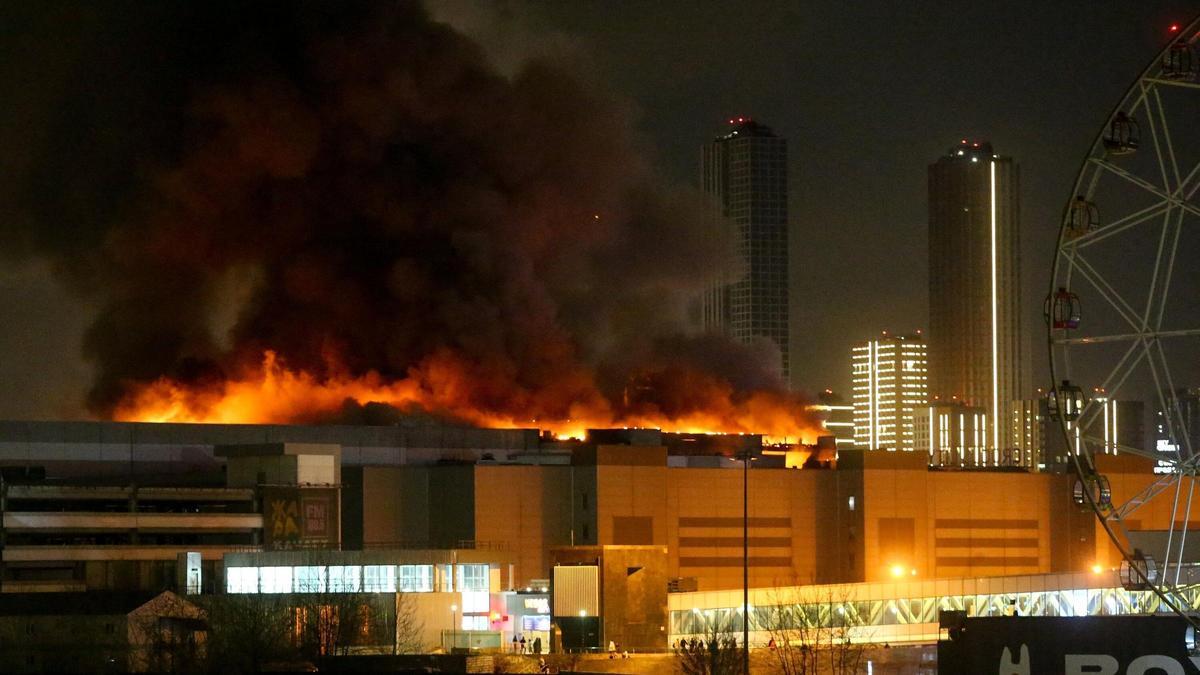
top-left (1156, 387), bottom-right (1200, 459)
top-left (810, 389), bottom-right (856, 450)
top-left (1043, 396), bottom-right (1145, 471)
top-left (928, 140), bottom-right (1025, 453)
top-left (915, 402), bottom-right (990, 467)
top-left (0, 420), bottom-right (1186, 654)
top-left (1010, 398), bottom-right (1044, 468)
top-left (701, 118), bottom-right (790, 381)
top-left (852, 333), bottom-right (928, 451)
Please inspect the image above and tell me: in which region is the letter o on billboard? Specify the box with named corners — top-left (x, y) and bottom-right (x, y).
top-left (1127, 655), bottom-right (1185, 675)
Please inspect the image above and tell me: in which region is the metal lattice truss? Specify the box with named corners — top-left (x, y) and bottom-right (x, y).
top-left (1049, 15), bottom-right (1200, 610)
top-left (669, 586), bottom-right (1200, 644)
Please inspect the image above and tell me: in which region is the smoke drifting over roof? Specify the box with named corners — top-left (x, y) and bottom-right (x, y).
top-left (0, 1), bottom-right (817, 436)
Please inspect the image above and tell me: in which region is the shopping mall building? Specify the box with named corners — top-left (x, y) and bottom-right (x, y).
top-left (0, 420), bottom-right (1179, 652)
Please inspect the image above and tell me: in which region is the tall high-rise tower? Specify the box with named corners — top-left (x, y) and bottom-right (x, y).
top-left (701, 118), bottom-right (790, 381)
top-left (927, 140), bottom-right (1024, 454)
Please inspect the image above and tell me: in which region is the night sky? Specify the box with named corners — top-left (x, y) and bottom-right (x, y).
top-left (0, 1), bottom-right (1196, 419)
top-left (485, 1), bottom-right (1196, 396)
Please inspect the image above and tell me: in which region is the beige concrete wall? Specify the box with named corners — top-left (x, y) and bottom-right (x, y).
top-left (855, 450), bottom-right (1057, 581)
top-left (357, 448), bottom-right (1174, 597)
top-left (407, 591), bottom-right (463, 652)
top-left (665, 468), bottom-right (821, 590)
top-left (474, 465), bottom-right (572, 588)
top-left (595, 463), bottom-right (669, 547)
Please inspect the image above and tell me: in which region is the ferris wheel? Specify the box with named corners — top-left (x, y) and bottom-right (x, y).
top-left (1048, 15), bottom-right (1200, 614)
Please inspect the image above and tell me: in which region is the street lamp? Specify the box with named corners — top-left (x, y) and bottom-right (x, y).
top-left (450, 603), bottom-right (458, 653)
top-left (734, 448), bottom-right (753, 675)
top-left (579, 609), bottom-right (587, 654)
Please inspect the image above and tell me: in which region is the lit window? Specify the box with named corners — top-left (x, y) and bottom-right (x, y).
top-left (457, 564), bottom-right (489, 592)
top-left (328, 566), bottom-right (362, 593)
top-left (294, 566), bottom-right (326, 593)
top-left (364, 565), bottom-right (397, 593)
top-left (848, 496), bottom-right (856, 511)
top-left (227, 567), bottom-right (259, 594)
top-left (461, 615), bottom-right (489, 631)
top-left (260, 567), bottom-right (292, 594)
top-left (399, 565), bottom-right (434, 592)
top-left (461, 590), bottom-right (489, 613)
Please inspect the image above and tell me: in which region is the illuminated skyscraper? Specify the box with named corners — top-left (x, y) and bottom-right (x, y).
top-left (701, 118), bottom-right (790, 381)
top-left (851, 332), bottom-right (927, 451)
top-left (928, 140), bottom-right (1025, 455)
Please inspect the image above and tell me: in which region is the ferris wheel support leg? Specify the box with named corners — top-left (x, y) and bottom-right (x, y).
top-left (1174, 480), bottom-right (1196, 587)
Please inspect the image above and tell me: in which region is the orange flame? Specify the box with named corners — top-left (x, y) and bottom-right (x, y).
top-left (113, 350), bottom-right (820, 444)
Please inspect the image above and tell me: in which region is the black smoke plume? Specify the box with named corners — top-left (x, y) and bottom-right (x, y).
top-left (0, 1), bottom-right (812, 431)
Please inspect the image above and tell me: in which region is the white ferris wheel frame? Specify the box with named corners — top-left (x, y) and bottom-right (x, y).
top-left (1050, 14), bottom-right (1200, 618)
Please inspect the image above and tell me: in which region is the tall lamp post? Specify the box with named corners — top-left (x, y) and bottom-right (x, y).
top-left (736, 448), bottom-right (752, 675)
top-left (450, 603), bottom-right (458, 653)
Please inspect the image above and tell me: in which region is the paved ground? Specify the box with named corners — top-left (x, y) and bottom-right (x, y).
top-left (503, 645), bottom-right (937, 674)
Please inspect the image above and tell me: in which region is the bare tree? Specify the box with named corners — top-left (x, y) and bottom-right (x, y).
top-left (294, 590), bottom-right (424, 657)
top-left (760, 586), bottom-right (869, 675)
top-left (198, 594), bottom-right (298, 674)
top-left (678, 612), bottom-right (742, 675)
top-left (295, 593), bottom-right (355, 658)
top-left (390, 591), bottom-right (424, 654)
top-left (760, 600), bottom-right (817, 675)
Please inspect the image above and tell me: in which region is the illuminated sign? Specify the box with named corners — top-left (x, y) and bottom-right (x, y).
top-left (1155, 440), bottom-right (1180, 475)
top-left (523, 615), bottom-right (551, 632)
top-left (524, 598), bottom-right (550, 613)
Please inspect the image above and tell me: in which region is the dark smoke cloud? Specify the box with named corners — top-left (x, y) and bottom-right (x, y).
top-left (0, 0), bottom-right (804, 425)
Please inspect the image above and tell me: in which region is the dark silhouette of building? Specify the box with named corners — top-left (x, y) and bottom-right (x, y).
top-left (701, 118), bottom-right (790, 381)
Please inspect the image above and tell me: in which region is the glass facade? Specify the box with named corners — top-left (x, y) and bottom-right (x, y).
top-left (461, 590), bottom-right (490, 613)
top-left (399, 565), bottom-right (434, 592)
top-left (328, 565), bottom-right (362, 592)
top-left (227, 566), bottom-right (259, 594)
top-left (363, 565), bottom-right (397, 593)
top-left (260, 567), bottom-right (293, 594)
top-left (225, 563), bottom-right (478, 594)
top-left (670, 584), bottom-right (1196, 640)
top-left (294, 566), bottom-right (326, 593)
top-left (457, 564), bottom-right (489, 592)
top-left (462, 616), bottom-right (489, 631)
